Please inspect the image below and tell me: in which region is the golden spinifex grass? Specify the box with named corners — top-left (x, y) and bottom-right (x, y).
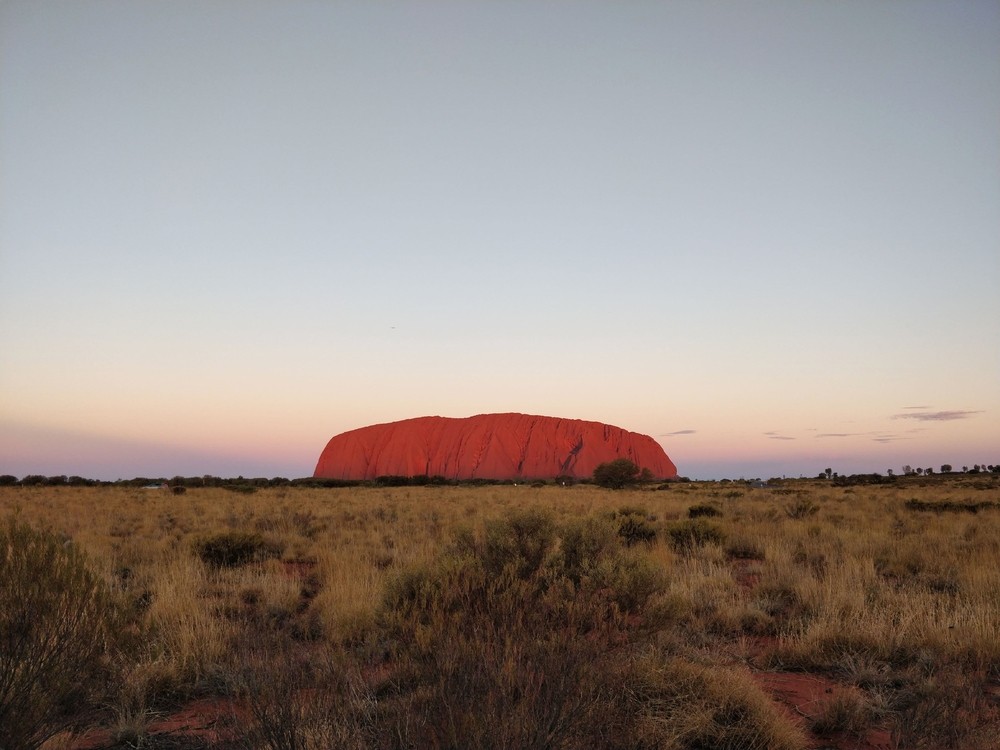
top-left (1, 475), bottom-right (998, 749)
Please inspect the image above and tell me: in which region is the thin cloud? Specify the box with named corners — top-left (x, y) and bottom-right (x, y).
top-left (662, 429), bottom-right (696, 436)
top-left (892, 410), bottom-right (983, 422)
top-left (816, 433), bottom-right (857, 438)
top-left (903, 405), bottom-right (931, 410)
top-left (873, 436), bottom-right (908, 443)
top-left (768, 435), bottom-right (796, 441)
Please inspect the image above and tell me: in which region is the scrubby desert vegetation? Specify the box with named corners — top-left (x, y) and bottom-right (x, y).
top-left (2, 474), bottom-right (999, 749)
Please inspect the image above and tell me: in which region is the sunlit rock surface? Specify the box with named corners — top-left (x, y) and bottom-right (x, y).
top-left (313, 413), bottom-right (677, 481)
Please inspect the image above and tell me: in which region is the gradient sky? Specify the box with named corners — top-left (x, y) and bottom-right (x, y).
top-left (1, 1), bottom-right (998, 481)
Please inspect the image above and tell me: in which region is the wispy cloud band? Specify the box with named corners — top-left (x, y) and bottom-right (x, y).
top-left (892, 410), bottom-right (982, 422)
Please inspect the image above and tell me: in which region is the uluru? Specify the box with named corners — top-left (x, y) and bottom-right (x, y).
top-left (313, 413), bottom-right (677, 481)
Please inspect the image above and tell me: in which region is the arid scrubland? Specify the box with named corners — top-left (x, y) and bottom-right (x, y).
top-left (2, 476), bottom-right (999, 749)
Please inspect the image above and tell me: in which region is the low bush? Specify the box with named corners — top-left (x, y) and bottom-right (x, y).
top-left (193, 531), bottom-right (282, 568)
top-left (666, 519), bottom-right (726, 551)
top-left (234, 642), bottom-right (371, 750)
top-left (374, 509), bottom-right (668, 749)
top-left (809, 688), bottom-right (872, 738)
top-left (784, 497), bottom-right (819, 519)
top-left (904, 498), bottom-right (997, 514)
top-left (610, 506), bottom-right (657, 546)
top-left (725, 536), bottom-right (766, 560)
top-left (891, 667), bottom-right (998, 749)
top-left (688, 503), bottom-right (722, 518)
top-left (0, 519), bottom-right (128, 750)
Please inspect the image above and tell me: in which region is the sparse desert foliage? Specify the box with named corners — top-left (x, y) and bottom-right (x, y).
top-left (1, 473), bottom-right (998, 749)
top-left (0, 519), bottom-right (127, 750)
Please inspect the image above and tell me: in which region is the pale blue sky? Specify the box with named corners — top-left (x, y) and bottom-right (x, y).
top-left (2, 1), bottom-right (998, 480)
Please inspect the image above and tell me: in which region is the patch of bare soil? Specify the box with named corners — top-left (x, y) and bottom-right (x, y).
top-left (751, 671), bottom-right (892, 750)
top-left (71, 698), bottom-right (243, 750)
top-left (727, 557), bottom-right (893, 750)
top-left (730, 558), bottom-right (762, 591)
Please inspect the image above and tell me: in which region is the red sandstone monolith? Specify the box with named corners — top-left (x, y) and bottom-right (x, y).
top-left (313, 413), bottom-right (677, 481)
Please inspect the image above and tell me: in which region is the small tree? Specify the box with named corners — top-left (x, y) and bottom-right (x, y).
top-left (941, 465), bottom-right (952, 474)
top-left (593, 458), bottom-right (641, 489)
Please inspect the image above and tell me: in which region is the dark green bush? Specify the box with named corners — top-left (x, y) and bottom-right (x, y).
top-left (725, 537), bottom-right (766, 560)
top-left (609, 506), bottom-right (657, 546)
top-left (479, 508), bottom-right (557, 579)
top-left (593, 458), bottom-right (641, 489)
top-left (688, 503), bottom-right (722, 518)
top-left (666, 519), bottom-right (726, 551)
top-left (617, 515), bottom-right (657, 546)
top-left (904, 498), bottom-right (997, 514)
top-left (193, 531), bottom-right (282, 568)
top-left (223, 483), bottom-right (258, 494)
top-left (557, 517), bottom-right (618, 584)
top-left (0, 519), bottom-right (126, 750)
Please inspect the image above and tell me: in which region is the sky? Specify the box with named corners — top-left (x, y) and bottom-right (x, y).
top-left (1, 1), bottom-right (998, 481)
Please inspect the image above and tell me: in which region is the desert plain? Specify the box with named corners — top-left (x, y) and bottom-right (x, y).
top-left (2, 472), bottom-right (999, 749)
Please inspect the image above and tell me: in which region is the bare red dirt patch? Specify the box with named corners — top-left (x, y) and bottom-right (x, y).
top-left (752, 671), bottom-right (892, 750)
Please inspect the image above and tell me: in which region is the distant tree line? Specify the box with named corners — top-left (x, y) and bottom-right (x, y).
top-left (2, 462), bottom-right (996, 490)
top-left (812, 464), bottom-right (1000, 483)
top-left (0, 473), bottom-right (600, 489)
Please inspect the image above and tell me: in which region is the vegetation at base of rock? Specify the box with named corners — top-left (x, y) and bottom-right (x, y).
top-left (593, 458), bottom-right (642, 489)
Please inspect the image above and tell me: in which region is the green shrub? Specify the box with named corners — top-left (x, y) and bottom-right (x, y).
top-left (193, 531), bottom-right (282, 568)
top-left (223, 483), bottom-right (259, 494)
top-left (666, 519), bottom-right (726, 551)
top-left (688, 503), bottom-right (722, 518)
top-left (479, 508), bottom-right (556, 579)
top-left (725, 537), bottom-right (766, 560)
top-left (0, 519), bottom-right (126, 750)
top-left (616, 515), bottom-right (658, 546)
top-left (593, 458), bottom-right (641, 489)
top-left (557, 517), bottom-right (618, 584)
top-left (610, 506), bottom-right (657, 546)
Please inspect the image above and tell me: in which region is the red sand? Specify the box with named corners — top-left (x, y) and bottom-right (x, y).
top-left (72, 697), bottom-right (241, 748)
top-left (752, 672), bottom-right (893, 750)
top-left (314, 412), bottom-right (678, 481)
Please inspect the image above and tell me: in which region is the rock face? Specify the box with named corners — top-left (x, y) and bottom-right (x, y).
top-left (313, 413), bottom-right (677, 481)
